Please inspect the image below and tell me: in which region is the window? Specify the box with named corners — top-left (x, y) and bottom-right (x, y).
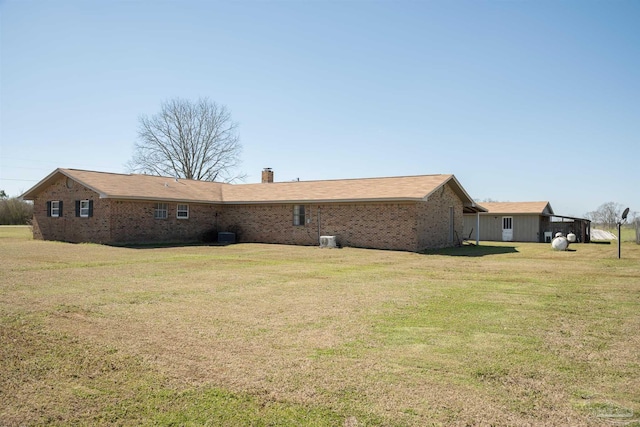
top-left (154, 203), bottom-right (168, 219)
top-left (76, 200), bottom-right (93, 217)
top-left (80, 200), bottom-right (90, 217)
top-left (502, 217), bottom-right (513, 230)
top-left (293, 205), bottom-right (305, 226)
top-left (177, 204), bottom-right (189, 219)
top-left (48, 200), bottom-right (62, 217)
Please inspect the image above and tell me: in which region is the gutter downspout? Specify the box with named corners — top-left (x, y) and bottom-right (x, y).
top-left (476, 211), bottom-right (480, 246)
top-left (317, 207), bottom-right (321, 245)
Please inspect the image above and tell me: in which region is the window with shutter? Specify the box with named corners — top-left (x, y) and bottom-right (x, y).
top-left (50, 201), bottom-right (61, 217)
top-left (79, 200), bottom-right (90, 217)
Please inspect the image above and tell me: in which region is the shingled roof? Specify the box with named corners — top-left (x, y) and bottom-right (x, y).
top-left (21, 169), bottom-right (227, 203)
top-left (477, 201), bottom-right (554, 215)
top-left (223, 175), bottom-right (472, 204)
top-left (21, 168), bottom-right (484, 211)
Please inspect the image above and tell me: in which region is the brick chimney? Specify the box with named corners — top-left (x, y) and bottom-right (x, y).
top-left (261, 168), bottom-right (274, 183)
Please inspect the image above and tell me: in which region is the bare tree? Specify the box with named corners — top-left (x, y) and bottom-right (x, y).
top-left (127, 98), bottom-right (245, 182)
top-left (585, 202), bottom-right (625, 229)
top-left (473, 198), bottom-right (501, 203)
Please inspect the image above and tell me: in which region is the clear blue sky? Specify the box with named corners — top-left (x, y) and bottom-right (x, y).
top-left (1, 0), bottom-right (638, 217)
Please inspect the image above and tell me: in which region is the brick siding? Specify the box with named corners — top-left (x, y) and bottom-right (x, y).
top-left (109, 200), bottom-right (221, 244)
top-left (221, 202), bottom-right (420, 250)
top-left (220, 182), bottom-right (463, 251)
top-left (416, 183), bottom-right (464, 250)
top-left (31, 176), bottom-right (222, 244)
top-left (31, 176), bottom-right (111, 243)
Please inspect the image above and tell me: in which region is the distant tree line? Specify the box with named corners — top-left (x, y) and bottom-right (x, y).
top-left (585, 202), bottom-right (636, 230)
top-left (0, 190), bottom-right (33, 225)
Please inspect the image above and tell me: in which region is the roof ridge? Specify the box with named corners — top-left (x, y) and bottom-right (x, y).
top-left (60, 168), bottom-right (451, 185)
top-left (21, 168), bottom-right (471, 205)
top-left (244, 173), bottom-right (452, 185)
top-left (62, 168), bottom-right (133, 177)
top-left (481, 201), bottom-right (549, 204)
top-left (63, 168), bottom-right (227, 185)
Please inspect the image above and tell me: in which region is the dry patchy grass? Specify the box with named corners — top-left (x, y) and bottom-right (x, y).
top-left (1, 226), bottom-right (639, 426)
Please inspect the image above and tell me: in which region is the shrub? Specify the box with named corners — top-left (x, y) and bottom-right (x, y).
top-left (0, 198), bottom-right (33, 225)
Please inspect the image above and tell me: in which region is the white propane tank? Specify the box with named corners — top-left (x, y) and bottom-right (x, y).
top-left (551, 236), bottom-right (569, 251)
top-left (567, 233), bottom-right (576, 243)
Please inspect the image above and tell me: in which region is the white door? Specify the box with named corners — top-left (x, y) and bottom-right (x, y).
top-left (502, 217), bottom-right (513, 241)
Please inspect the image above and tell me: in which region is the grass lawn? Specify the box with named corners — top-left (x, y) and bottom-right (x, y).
top-left (1, 225), bottom-right (639, 426)
top-left (598, 226), bottom-right (638, 243)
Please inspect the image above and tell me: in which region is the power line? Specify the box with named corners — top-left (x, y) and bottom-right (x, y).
top-left (0, 165), bottom-right (54, 171)
top-left (1, 157), bottom-right (126, 172)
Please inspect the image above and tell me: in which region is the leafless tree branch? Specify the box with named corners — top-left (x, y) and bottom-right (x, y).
top-left (126, 97), bottom-right (245, 182)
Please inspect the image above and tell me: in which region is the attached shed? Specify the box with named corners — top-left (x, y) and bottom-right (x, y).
top-left (463, 201), bottom-right (591, 243)
top-left (464, 201), bottom-right (553, 243)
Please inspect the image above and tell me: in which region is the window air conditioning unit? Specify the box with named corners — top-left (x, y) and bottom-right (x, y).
top-left (319, 235), bottom-right (337, 248)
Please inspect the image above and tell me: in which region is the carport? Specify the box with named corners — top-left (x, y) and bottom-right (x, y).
top-left (547, 215), bottom-right (591, 243)
top-left (463, 205), bottom-right (488, 245)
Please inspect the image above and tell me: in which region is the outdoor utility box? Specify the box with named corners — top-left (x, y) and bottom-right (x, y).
top-left (218, 232), bottom-right (236, 244)
top-left (320, 235), bottom-right (337, 248)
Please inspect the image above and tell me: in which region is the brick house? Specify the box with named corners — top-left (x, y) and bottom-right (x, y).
top-left (21, 168), bottom-right (484, 251)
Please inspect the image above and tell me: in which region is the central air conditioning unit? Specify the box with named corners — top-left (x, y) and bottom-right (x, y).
top-left (319, 235), bottom-right (337, 248)
top-left (218, 231), bottom-right (236, 244)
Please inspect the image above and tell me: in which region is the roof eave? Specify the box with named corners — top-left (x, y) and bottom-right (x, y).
top-left (447, 175), bottom-right (478, 206)
top-left (423, 175), bottom-right (483, 211)
top-left (464, 204), bottom-right (488, 213)
top-left (473, 211), bottom-right (546, 215)
top-left (20, 168), bottom-right (67, 200)
top-left (106, 195), bottom-right (223, 204)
